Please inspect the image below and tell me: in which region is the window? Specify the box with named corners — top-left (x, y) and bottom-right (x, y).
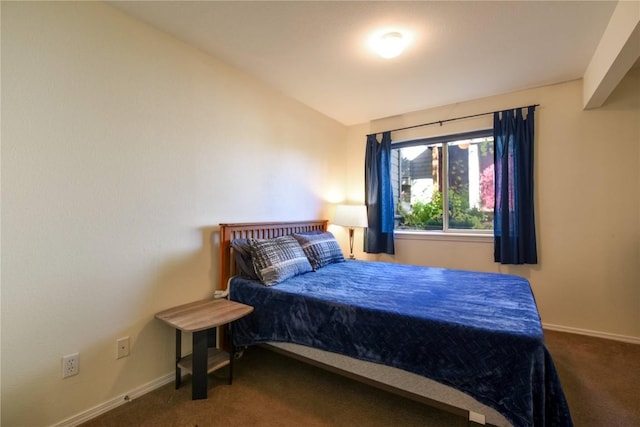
top-left (391, 129), bottom-right (494, 232)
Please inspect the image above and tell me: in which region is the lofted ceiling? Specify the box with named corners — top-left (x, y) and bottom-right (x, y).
top-left (109, 1), bottom-right (619, 126)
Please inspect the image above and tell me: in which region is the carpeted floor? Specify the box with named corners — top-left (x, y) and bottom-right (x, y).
top-left (81, 330), bottom-right (640, 427)
top-left (543, 330), bottom-right (640, 426)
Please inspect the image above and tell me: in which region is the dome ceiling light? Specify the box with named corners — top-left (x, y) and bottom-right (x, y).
top-left (371, 30), bottom-right (409, 59)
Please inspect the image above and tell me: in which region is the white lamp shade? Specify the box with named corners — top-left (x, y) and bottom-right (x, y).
top-left (333, 205), bottom-right (368, 228)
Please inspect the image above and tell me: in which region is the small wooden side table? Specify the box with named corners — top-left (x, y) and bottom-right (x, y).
top-left (155, 298), bottom-right (254, 400)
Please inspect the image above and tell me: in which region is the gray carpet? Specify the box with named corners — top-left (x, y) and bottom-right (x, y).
top-left (82, 330), bottom-right (640, 426)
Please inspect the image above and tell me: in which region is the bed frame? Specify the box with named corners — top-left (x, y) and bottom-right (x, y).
top-left (218, 220), bottom-right (507, 427)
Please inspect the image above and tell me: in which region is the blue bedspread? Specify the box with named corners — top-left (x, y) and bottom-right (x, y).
top-left (230, 260), bottom-right (572, 427)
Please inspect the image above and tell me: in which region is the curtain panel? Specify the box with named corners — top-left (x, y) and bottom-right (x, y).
top-left (493, 106), bottom-right (538, 264)
top-left (364, 132), bottom-right (395, 254)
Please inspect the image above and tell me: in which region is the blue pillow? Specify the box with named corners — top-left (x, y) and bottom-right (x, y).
top-left (293, 232), bottom-right (344, 270)
top-left (249, 235), bottom-right (313, 286)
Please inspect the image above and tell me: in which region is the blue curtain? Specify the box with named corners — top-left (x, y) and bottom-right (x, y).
top-left (364, 131), bottom-right (395, 254)
top-left (493, 106), bottom-right (537, 264)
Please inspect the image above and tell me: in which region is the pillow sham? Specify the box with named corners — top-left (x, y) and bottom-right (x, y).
top-left (249, 235), bottom-right (313, 286)
top-left (230, 238), bottom-right (259, 280)
top-left (293, 231), bottom-right (344, 270)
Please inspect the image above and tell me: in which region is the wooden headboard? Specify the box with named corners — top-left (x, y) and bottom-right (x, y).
top-left (219, 220), bottom-right (328, 290)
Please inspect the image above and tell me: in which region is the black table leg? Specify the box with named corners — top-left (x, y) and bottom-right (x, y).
top-left (175, 330), bottom-right (182, 389)
top-left (192, 329), bottom-right (208, 399)
top-left (228, 324), bottom-right (234, 385)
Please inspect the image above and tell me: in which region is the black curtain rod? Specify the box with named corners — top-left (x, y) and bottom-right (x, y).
top-left (367, 104), bottom-right (540, 137)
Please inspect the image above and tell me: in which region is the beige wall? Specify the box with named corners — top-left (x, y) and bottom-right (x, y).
top-left (1, 2), bottom-right (346, 426)
top-left (347, 68), bottom-right (640, 342)
top-left (2, 2), bottom-right (639, 426)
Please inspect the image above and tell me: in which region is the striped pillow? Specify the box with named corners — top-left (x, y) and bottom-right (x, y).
top-left (249, 235), bottom-right (312, 286)
top-left (293, 232), bottom-right (344, 270)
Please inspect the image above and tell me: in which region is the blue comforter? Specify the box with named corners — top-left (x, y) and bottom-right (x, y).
top-left (229, 260), bottom-right (572, 426)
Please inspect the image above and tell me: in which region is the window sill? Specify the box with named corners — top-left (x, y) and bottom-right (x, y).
top-left (394, 230), bottom-right (493, 243)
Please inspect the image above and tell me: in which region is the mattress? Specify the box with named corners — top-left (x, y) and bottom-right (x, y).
top-left (229, 260), bottom-right (572, 426)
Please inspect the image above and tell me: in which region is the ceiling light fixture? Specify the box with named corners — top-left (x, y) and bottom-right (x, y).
top-left (373, 31), bottom-right (407, 59)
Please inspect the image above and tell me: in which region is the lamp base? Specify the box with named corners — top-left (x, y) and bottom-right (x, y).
top-left (348, 228), bottom-right (356, 260)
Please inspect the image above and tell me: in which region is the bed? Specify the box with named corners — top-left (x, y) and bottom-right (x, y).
top-left (218, 220), bottom-right (572, 427)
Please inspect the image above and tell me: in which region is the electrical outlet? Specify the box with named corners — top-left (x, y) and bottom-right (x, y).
top-left (116, 336), bottom-right (130, 359)
top-left (62, 353), bottom-right (79, 378)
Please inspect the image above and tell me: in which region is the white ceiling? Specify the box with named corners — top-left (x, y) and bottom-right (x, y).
top-left (109, 1), bottom-right (618, 126)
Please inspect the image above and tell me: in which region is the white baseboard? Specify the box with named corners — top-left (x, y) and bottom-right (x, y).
top-left (52, 372), bottom-right (174, 427)
top-left (543, 323), bottom-right (640, 345)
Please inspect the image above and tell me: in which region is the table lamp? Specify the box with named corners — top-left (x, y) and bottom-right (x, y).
top-left (333, 204), bottom-right (368, 259)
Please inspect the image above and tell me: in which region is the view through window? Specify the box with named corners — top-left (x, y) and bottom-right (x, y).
top-left (392, 130), bottom-right (494, 232)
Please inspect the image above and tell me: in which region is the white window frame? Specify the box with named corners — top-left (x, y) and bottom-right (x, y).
top-left (391, 129), bottom-right (494, 237)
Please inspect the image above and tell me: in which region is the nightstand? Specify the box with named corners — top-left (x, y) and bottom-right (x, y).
top-left (155, 298), bottom-right (254, 400)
